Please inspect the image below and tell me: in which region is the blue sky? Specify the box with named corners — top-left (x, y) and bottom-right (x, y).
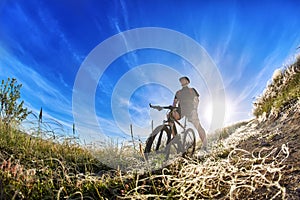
top-left (1, 0), bottom-right (300, 143)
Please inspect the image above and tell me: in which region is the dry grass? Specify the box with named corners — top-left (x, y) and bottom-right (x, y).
top-left (122, 144), bottom-right (289, 199)
top-left (0, 122), bottom-right (117, 199)
top-left (2, 66), bottom-right (299, 199)
top-left (0, 118), bottom-right (292, 199)
top-left (253, 55), bottom-right (300, 117)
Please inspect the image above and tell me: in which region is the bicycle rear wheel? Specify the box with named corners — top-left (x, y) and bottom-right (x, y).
top-left (144, 125), bottom-right (172, 160)
top-left (182, 128), bottom-right (196, 157)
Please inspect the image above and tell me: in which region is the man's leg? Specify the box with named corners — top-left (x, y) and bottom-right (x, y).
top-left (189, 112), bottom-right (207, 149)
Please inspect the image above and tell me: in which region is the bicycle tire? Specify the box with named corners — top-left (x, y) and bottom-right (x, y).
top-left (144, 125), bottom-right (172, 160)
top-left (182, 128), bottom-right (196, 157)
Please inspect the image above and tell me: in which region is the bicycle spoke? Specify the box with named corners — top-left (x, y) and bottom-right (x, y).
top-left (182, 128), bottom-right (196, 157)
top-left (155, 131), bottom-right (163, 151)
top-left (144, 125), bottom-right (171, 161)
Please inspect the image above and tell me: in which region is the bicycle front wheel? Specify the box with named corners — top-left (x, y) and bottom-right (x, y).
top-left (144, 125), bottom-right (172, 160)
top-left (182, 128), bottom-right (196, 157)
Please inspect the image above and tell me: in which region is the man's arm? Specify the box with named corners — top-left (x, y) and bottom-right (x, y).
top-left (173, 91), bottom-right (179, 107)
top-left (192, 88), bottom-right (200, 109)
top-left (193, 96), bottom-right (199, 109)
top-left (173, 97), bottom-right (178, 107)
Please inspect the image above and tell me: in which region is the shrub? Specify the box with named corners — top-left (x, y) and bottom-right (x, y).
top-left (0, 78), bottom-right (31, 125)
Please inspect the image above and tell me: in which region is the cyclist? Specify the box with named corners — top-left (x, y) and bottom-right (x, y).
top-left (172, 76), bottom-right (207, 151)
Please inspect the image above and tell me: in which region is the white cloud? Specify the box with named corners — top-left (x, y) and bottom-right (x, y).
top-left (0, 46), bottom-right (74, 131)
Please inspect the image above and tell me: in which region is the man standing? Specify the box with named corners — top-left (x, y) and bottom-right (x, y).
top-left (173, 76), bottom-right (207, 151)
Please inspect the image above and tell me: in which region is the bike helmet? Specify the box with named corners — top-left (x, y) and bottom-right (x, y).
top-left (179, 76), bottom-right (190, 83)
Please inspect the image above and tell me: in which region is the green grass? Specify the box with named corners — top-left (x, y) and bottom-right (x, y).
top-left (208, 120), bottom-right (249, 142)
top-left (0, 118), bottom-right (290, 199)
top-left (0, 123), bottom-right (122, 199)
top-left (253, 56), bottom-right (300, 117)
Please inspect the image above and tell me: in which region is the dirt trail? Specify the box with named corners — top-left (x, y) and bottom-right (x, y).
top-left (227, 100), bottom-right (300, 199)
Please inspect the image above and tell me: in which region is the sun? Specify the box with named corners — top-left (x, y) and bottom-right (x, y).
top-left (202, 102), bottom-right (213, 127)
top-left (224, 97), bottom-right (236, 125)
top-left (200, 96), bottom-right (237, 130)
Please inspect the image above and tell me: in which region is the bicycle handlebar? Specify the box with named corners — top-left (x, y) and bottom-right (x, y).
top-left (149, 103), bottom-right (178, 111)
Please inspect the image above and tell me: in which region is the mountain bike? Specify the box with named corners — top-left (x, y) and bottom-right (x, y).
top-left (144, 104), bottom-right (196, 161)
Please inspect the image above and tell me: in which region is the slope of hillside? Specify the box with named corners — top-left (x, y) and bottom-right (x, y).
top-left (0, 125), bottom-right (114, 199)
top-left (0, 56), bottom-right (299, 199)
top-left (248, 56), bottom-right (300, 199)
top-left (217, 56), bottom-right (300, 199)
top-left (218, 56), bottom-right (300, 199)
top-left (238, 100), bottom-right (300, 199)
top-left (220, 99), bottom-right (300, 199)
top-left (253, 55), bottom-right (300, 118)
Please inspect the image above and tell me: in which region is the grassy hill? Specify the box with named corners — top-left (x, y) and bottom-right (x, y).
top-left (0, 56), bottom-right (299, 199)
top-left (253, 55), bottom-right (300, 118)
top-left (0, 124), bottom-right (115, 199)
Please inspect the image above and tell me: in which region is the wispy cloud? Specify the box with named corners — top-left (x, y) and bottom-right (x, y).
top-left (0, 46), bottom-right (74, 130)
top-left (2, 0), bottom-right (300, 144)
top-left (35, 2), bottom-right (84, 63)
top-left (0, 1), bottom-right (90, 135)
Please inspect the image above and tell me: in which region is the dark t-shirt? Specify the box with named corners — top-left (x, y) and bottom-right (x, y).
top-left (174, 87), bottom-right (199, 116)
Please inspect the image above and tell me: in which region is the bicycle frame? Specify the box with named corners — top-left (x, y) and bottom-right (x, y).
top-left (145, 104), bottom-right (196, 160)
top-left (165, 109), bottom-right (187, 137)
